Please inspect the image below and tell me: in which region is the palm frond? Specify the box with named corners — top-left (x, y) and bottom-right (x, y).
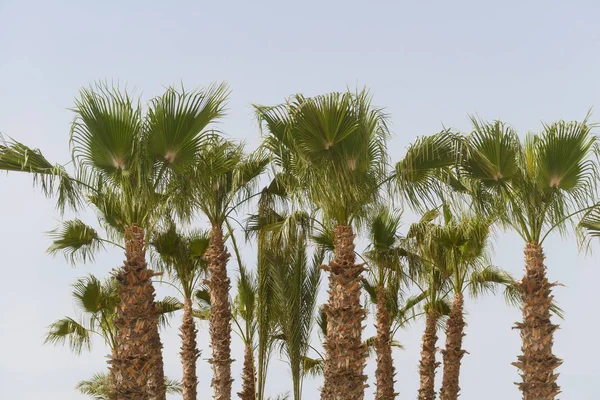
top-left (47, 219), bottom-right (104, 264)
top-left (45, 317), bottom-right (91, 354)
top-left (0, 135), bottom-right (81, 211)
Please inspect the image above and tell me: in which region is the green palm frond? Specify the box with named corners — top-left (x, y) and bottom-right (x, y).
top-left (468, 266), bottom-right (514, 298)
top-left (45, 317), bottom-right (91, 354)
top-left (395, 130), bottom-right (460, 208)
top-left (156, 296), bottom-right (183, 329)
top-left (47, 219), bottom-right (104, 264)
top-left (70, 82), bottom-right (142, 179)
top-left (0, 135), bottom-right (81, 211)
top-left (145, 83), bottom-right (229, 171)
top-left (364, 336), bottom-right (404, 358)
top-left (76, 372), bottom-right (183, 400)
top-left (302, 356), bottom-right (324, 378)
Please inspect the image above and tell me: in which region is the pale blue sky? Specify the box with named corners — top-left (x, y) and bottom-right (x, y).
top-left (1, 1), bottom-right (600, 399)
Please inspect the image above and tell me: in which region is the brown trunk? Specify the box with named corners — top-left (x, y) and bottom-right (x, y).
top-left (320, 225), bottom-right (367, 400)
top-left (375, 284), bottom-right (396, 400)
top-left (148, 324), bottom-right (167, 400)
top-left (238, 343), bottom-right (257, 400)
top-left (207, 224), bottom-right (233, 400)
top-left (108, 348), bottom-right (118, 400)
top-left (181, 297), bottom-right (200, 400)
top-left (109, 225), bottom-right (160, 400)
top-left (440, 292), bottom-right (466, 400)
top-left (418, 309), bottom-right (440, 400)
top-left (513, 243), bottom-right (561, 400)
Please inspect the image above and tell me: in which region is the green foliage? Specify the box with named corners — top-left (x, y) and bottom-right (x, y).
top-left (75, 372), bottom-right (182, 400)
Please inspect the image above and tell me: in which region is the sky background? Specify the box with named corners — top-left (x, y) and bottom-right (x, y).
top-left (1, 1), bottom-right (600, 399)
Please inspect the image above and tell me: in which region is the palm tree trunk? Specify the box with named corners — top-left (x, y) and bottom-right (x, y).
top-left (238, 343), bottom-right (256, 400)
top-left (320, 225), bottom-right (367, 400)
top-left (110, 225), bottom-right (160, 400)
top-left (108, 348), bottom-right (118, 400)
top-left (207, 223), bottom-right (233, 400)
top-left (440, 292), bottom-right (466, 400)
top-left (418, 309), bottom-right (440, 400)
top-left (375, 284), bottom-right (396, 400)
top-left (181, 297), bottom-right (200, 400)
top-left (513, 243), bottom-right (561, 400)
top-left (147, 323), bottom-right (167, 400)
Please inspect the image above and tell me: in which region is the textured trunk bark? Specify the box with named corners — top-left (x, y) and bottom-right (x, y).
top-left (148, 323), bottom-right (167, 400)
top-left (181, 297), bottom-right (200, 400)
top-left (207, 224), bottom-right (233, 400)
top-left (513, 243), bottom-right (561, 400)
top-left (238, 343), bottom-right (256, 400)
top-left (108, 348), bottom-right (118, 400)
top-left (110, 225), bottom-right (160, 400)
top-left (375, 284), bottom-right (396, 400)
top-left (320, 225), bottom-right (367, 400)
top-left (440, 292), bottom-right (466, 400)
top-left (418, 309), bottom-right (440, 400)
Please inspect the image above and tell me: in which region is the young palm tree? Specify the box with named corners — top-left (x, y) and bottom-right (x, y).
top-left (404, 210), bottom-right (452, 400)
top-left (41, 82), bottom-right (229, 399)
top-left (271, 239), bottom-right (322, 400)
top-left (459, 118), bottom-right (598, 400)
top-left (425, 206), bottom-right (515, 400)
top-left (173, 138), bottom-right (268, 400)
top-left (256, 90), bottom-right (389, 399)
top-left (151, 225), bottom-right (210, 400)
top-left (362, 207), bottom-right (406, 400)
top-left (44, 274), bottom-right (181, 397)
top-left (233, 263), bottom-right (258, 400)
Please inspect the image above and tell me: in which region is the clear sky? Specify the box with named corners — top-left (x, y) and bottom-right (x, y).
top-left (1, 1), bottom-right (600, 399)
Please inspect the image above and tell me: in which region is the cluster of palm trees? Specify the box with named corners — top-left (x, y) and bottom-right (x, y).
top-left (1, 82), bottom-right (599, 400)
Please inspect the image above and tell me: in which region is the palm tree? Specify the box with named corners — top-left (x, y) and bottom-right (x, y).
top-left (405, 210), bottom-right (452, 400)
top-left (151, 225), bottom-right (210, 400)
top-left (41, 82), bottom-right (229, 399)
top-left (44, 274), bottom-right (181, 397)
top-left (271, 238), bottom-right (322, 400)
top-left (362, 207), bottom-right (405, 400)
top-left (458, 118), bottom-right (598, 400)
top-left (422, 206), bottom-right (515, 400)
top-left (233, 264), bottom-right (258, 400)
top-left (256, 90), bottom-right (390, 399)
top-left (173, 138), bottom-right (268, 400)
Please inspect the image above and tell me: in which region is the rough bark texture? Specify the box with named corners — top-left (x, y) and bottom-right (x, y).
top-left (238, 343), bottom-right (257, 400)
top-left (181, 297), bottom-right (200, 400)
top-left (440, 292), bottom-right (466, 400)
top-left (148, 323), bottom-right (167, 400)
top-left (513, 243), bottom-right (562, 400)
top-left (109, 225), bottom-right (159, 400)
top-left (108, 348), bottom-right (118, 400)
top-left (375, 285), bottom-right (397, 400)
top-left (320, 225), bottom-right (368, 400)
top-left (207, 224), bottom-right (233, 400)
top-left (418, 309), bottom-right (440, 400)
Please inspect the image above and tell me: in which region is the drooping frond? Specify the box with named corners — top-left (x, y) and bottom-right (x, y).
top-left (0, 134), bottom-right (81, 211)
top-left (156, 296), bottom-right (184, 329)
top-left (76, 372), bottom-right (183, 400)
top-left (45, 317), bottom-right (91, 354)
top-left (47, 219), bottom-right (104, 264)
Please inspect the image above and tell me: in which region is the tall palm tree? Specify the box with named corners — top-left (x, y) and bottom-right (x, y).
top-left (256, 90), bottom-right (389, 399)
top-left (40, 82), bottom-right (229, 399)
top-left (151, 225), bottom-right (210, 400)
top-left (458, 118), bottom-right (598, 400)
top-left (174, 138), bottom-right (268, 400)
